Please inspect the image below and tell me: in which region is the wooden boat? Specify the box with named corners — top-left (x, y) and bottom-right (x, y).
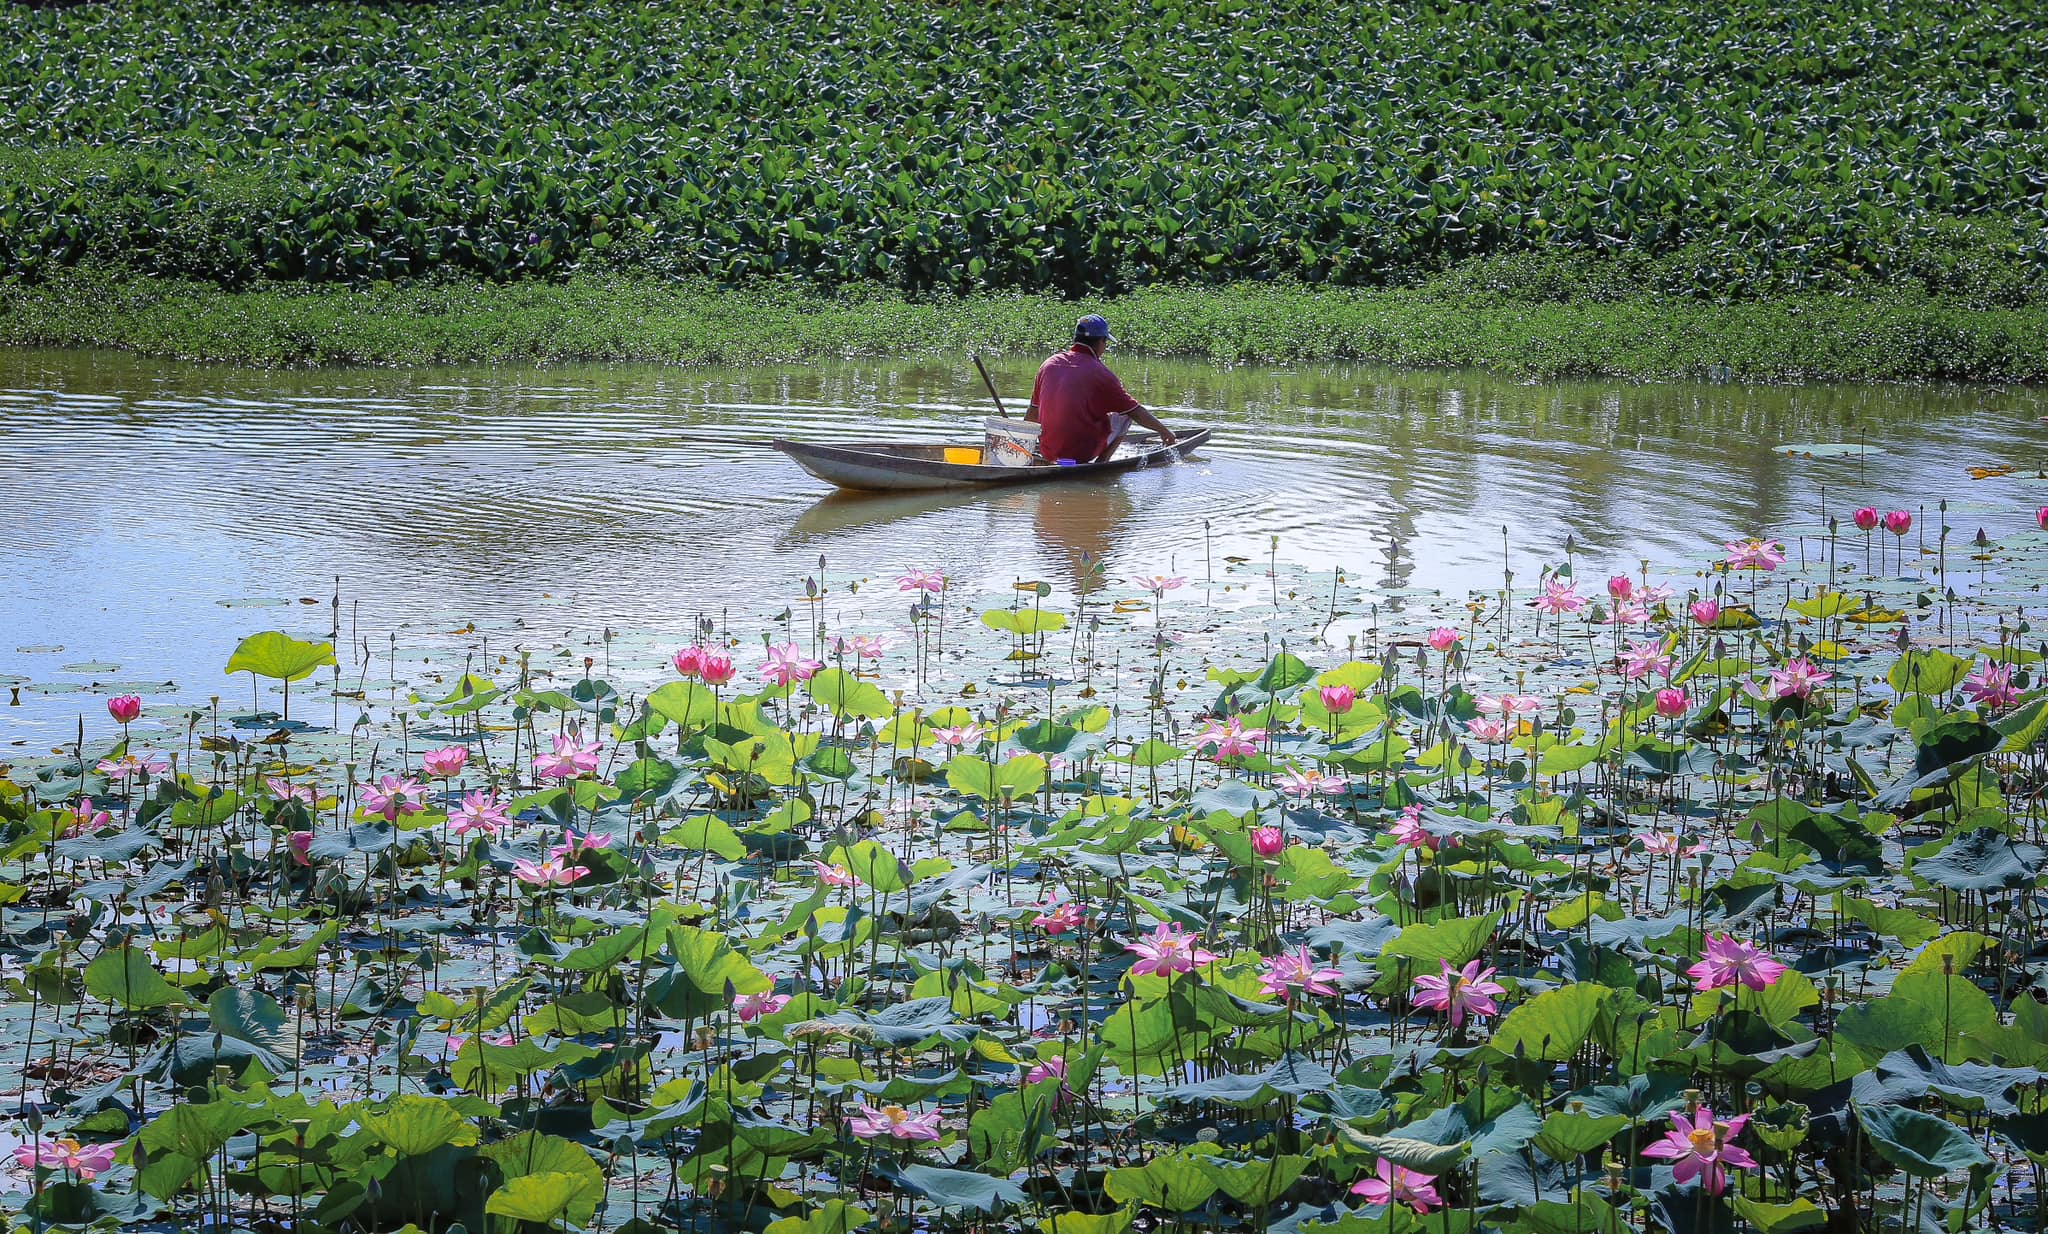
top-left (773, 427), bottom-right (1210, 493)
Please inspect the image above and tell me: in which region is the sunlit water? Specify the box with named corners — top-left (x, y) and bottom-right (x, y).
top-left (3, 349), bottom-right (2043, 740)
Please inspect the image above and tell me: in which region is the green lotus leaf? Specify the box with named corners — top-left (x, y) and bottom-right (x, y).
top-left (1489, 983), bottom-right (1612, 1062)
top-left (1854, 1103), bottom-right (1991, 1178)
top-left (224, 631), bottom-right (336, 683)
top-left (357, 1095), bottom-right (479, 1157)
top-left (1104, 1151), bottom-right (1219, 1213)
top-left (83, 945), bottom-right (184, 1010)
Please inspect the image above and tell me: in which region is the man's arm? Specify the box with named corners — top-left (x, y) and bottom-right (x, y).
top-left (1126, 405), bottom-right (1176, 445)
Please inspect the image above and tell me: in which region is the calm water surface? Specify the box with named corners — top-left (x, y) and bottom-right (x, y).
top-left (2, 350), bottom-right (2043, 736)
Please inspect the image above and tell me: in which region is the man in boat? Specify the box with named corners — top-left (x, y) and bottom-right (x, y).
top-left (1023, 314), bottom-right (1177, 464)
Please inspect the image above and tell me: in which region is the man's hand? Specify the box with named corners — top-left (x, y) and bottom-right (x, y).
top-left (1130, 406), bottom-right (1175, 446)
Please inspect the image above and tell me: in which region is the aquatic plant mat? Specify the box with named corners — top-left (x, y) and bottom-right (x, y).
top-left (6, 274), bottom-right (2048, 382)
top-left (4, 508), bottom-right (2048, 1232)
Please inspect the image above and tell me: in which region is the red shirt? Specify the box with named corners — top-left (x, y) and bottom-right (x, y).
top-left (1031, 345), bottom-right (1140, 462)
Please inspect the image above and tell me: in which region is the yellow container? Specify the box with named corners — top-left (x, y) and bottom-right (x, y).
top-left (943, 447), bottom-right (984, 465)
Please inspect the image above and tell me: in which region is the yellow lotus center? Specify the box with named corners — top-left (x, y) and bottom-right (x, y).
top-left (882, 1106), bottom-right (909, 1124)
top-left (1688, 1127), bottom-right (1719, 1154)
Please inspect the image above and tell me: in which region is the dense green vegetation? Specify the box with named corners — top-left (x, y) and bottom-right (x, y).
top-left (0, 0), bottom-right (2043, 301)
top-left (7, 267), bottom-right (2048, 381)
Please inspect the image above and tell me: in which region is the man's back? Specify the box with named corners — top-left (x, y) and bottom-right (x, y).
top-left (1031, 344), bottom-right (1140, 463)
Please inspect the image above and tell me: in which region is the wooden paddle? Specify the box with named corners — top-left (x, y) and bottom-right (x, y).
top-left (971, 353), bottom-right (1010, 418)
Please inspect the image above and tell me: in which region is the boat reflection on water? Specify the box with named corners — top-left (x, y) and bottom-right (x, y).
top-left (785, 480), bottom-right (1137, 595)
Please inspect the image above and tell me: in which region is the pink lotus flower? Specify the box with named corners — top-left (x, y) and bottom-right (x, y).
top-left (1277, 766), bottom-right (1350, 800)
top-left (1531, 578), bottom-right (1587, 615)
top-left (1962, 660), bottom-right (2020, 709)
top-left (1259, 945), bottom-right (1342, 1000)
top-left (1768, 658), bottom-right (1832, 700)
top-left (1351, 1159), bottom-right (1443, 1213)
top-left (1319, 684), bottom-right (1357, 714)
top-left (1689, 599), bottom-right (1722, 626)
top-left (812, 859), bottom-right (855, 887)
top-left (1125, 922), bottom-right (1220, 978)
top-left (1724, 538), bottom-right (1786, 570)
top-left (830, 634), bottom-right (888, 660)
top-left (1411, 958), bottom-right (1507, 1029)
top-left (1687, 933), bottom-right (1787, 992)
top-left (1640, 582), bottom-right (1676, 606)
top-left (512, 857), bottom-right (588, 887)
top-left (107, 694), bottom-right (141, 724)
top-left (1853, 506), bottom-right (1880, 532)
top-left (1192, 716), bottom-right (1266, 759)
top-left (534, 733), bottom-right (601, 780)
top-left (698, 653), bottom-right (736, 686)
top-left (1621, 637), bottom-right (1674, 681)
top-left (550, 828), bottom-right (613, 861)
top-left (849, 1103), bottom-right (943, 1142)
top-left (1475, 693), bottom-right (1541, 718)
top-left (672, 645), bottom-right (709, 678)
top-left (734, 992), bottom-right (791, 1022)
top-left (760, 642), bottom-right (823, 686)
top-left (1642, 1106), bottom-right (1756, 1195)
top-left (1032, 894), bottom-right (1086, 935)
top-left (1249, 825), bottom-right (1287, 858)
top-left (2039, 506), bottom-right (2048, 532)
top-left (446, 1031), bottom-right (516, 1056)
top-left (1638, 830), bottom-right (1704, 857)
top-left (1024, 1053), bottom-right (1069, 1088)
top-left (63, 800), bottom-right (110, 837)
top-left (266, 776), bottom-right (318, 805)
top-left (1608, 600), bottom-right (1652, 626)
top-left (1883, 510), bottom-right (1912, 536)
top-left (1133, 575), bottom-right (1186, 596)
top-left (1464, 717), bottom-right (1512, 743)
top-left (1426, 627), bottom-right (1460, 652)
top-left (898, 568), bottom-right (947, 593)
top-left (451, 791), bottom-right (512, 839)
top-left (360, 774), bottom-right (429, 822)
top-left (287, 831), bottom-right (313, 866)
top-left (932, 723), bottom-right (986, 749)
top-left (95, 752), bottom-right (170, 781)
top-left (1653, 688), bottom-right (1690, 719)
top-left (12, 1137), bottom-right (117, 1182)
top-left (421, 745), bottom-right (469, 778)
top-left (1388, 804), bottom-right (1435, 852)
top-left (1607, 574), bottom-right (1633, 602)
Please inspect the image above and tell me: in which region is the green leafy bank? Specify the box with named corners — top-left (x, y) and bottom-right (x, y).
top-left (5, 268), bottom-right (2048, 382)
top-left (1, 0), bottom-right (2044, 298)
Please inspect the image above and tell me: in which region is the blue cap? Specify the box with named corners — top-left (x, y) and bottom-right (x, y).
top-left (1074, 313), bottom-right (1114, 342)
